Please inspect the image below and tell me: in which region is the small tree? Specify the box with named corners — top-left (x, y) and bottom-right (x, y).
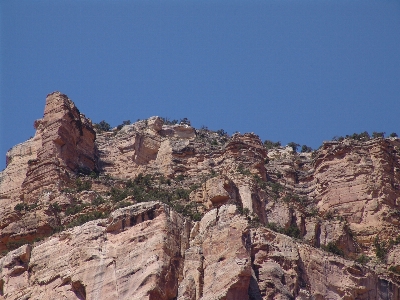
top-left (94, 120), bottom-right (111, 131)
top-left (263, 140), bottom-right (281, 150)
top-left (288, 142), bottom-right (300, 152)
top-left (372, 132), bottom-right (385, 139)
top-left (216, 129), bottom-right (227, 137)
top-left (389, 132), bottom-right (398, 138)
top-left (374, 236), bottom-right (388, 261)
top-left (347, 131), bottom-right (370, 141)
top-left (161, 117), bottom-right (178, 125)
top-left (179, 118), bottom-right (191, 126)
top-left (301, 145), bottom-right (313, 153)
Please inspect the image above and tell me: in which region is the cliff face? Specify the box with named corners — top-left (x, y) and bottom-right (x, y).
top-left (1, 92), bottom-right (400, 299)
top-left (21, 92), bottom-right (97, 202)
top-left (0, 202), bottom-right (191, 300)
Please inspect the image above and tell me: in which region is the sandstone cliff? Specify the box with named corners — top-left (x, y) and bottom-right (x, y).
top-left (1, 92), bottom-right (400, 299)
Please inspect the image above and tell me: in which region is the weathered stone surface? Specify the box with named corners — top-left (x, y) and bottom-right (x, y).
top-left (178, 205), bottom-right (252, 300)
top-left (0, 136), bottom-right (41, 200)
top-left (21, 92), bottom-right (97, 202)
top-left (0, 202), bottom-right (191, 300)
top-left (266, 138), bottom-right (400, 256)
top-left (251, 227), bottom-right (400, 299)
top-left (189, 176), bottom-right (239, 210)
top-left (1, 92), bottom-right (400, 299)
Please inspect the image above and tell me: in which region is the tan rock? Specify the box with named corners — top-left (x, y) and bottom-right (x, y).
top-left (189, 176), bottom-right (239, 209)
top-left (21, 92), bottom-right (97, 202)
top-left (0, 202), bottom-right (191, 300)
top-left (0, 135), bottom-right (41, 200)
top-left (251, 227), bottom-right (400, 299)
top-left (178, 205), bottom-right (252, 300)
top-left (2, 92), bottom-right (400, 298)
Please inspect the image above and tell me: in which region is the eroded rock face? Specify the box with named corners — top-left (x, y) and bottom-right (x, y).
top-left (1, 92), bottom-right (400, 299)
top-left (307, 139), bottom-right (400, 254)
top-left (0, 136), bottom-right (42, 200)
top-left (178, 205), bottom-right (252, 300)
top-left (266, 138), bottom-right (400, 256)
top-left (0, 202), bottom-right (191, 300)
top-left (21, 92), bottom-right (97, 202)
top-left (251, 227), bottom-right (400, 299)
top-left (189, 176), bottom-right (240, 210)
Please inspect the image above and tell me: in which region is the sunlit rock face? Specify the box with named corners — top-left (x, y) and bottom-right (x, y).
top-left (20, 92), bottom-right (97, 202)
top-left (0, 202), bottom-right (192, 300)
top-left (1, 92), bottom-right (400, 299)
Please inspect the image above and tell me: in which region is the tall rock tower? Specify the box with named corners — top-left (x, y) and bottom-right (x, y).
top-left (21, 92), bottom-right (97, 202)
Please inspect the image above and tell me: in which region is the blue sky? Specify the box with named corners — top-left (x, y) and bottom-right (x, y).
top-left (1, 0), bottom-right (399, 170)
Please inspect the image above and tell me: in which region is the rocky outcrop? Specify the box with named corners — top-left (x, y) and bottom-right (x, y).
top-left (0, 202), bottom-right (191, 300)
top-left (0, 136), bottom-right (41, 200)
top-left (21, 92), bottom-right (97, 202)
top-left (265, 138), bottom-right (400, 256)
top-left (310, 139), bottom-right (400, 249)
top-left (251, 227), bottom-right (400, 299)
top-left (1, 92), bottom-right (400, 298)
top-left (178, 205), bottom-right (252, 300)
top-left (189, 176), bottom-right (240, 210)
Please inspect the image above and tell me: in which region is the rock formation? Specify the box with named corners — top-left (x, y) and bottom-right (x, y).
top-left (1, 92), bottom-right (400, 299)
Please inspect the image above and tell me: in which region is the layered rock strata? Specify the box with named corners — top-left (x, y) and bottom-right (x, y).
top-left (21, 92), bottom-right (97, 202)
top-left (0, 202), bottom-right (191, 300)
top-left (1, 92), bottom-right (400, 298)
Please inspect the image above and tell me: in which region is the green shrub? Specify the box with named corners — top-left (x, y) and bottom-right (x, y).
top-left (14, 203), bottom-right (28, 211)
top-left (346, 131), bottom-right (370, 142)
top-left (89, 171), bottom-right (99, 179)
top-left (356, 254), bottom-right (371, 265)
top-left (253, 175), bottom-right (267, 190)
top-left (211, 139), bottom-right (218, 146)
top-left (374, 236), bottom-right (388, 261)
top-left (175, 174), bottom-right (185, 181)
top-left (266, 222), bottom-right (280, 232)
top-left (237, 164), bottom-right (251, 176)
top-left (288, 142), bottom-right (300, 152)
top-left (322, 242), bottom-right (344, 256)
top-left (65, 203), bottom-right (88, 216)
top-left (237, 206), bottom-right (250, 216)
top-left (283, 225), bottom-right (301, 239)
top-left (161, 117), bottom-right (178, 125)
top-left (92, 196), bottom-right (106, 206)
top-left (372, 132), bottom-right (385, 139)
top-left (332, 136), bottom-right (345, 142)
top-left (174, 188), bottom-right (190, 200)
top-left (115, 201), bottom-right (132, 209)
top-left (6, 239), bottom-right (30, 251)
top-left (216, 129), bottom-right (227, 137)
top-left (67, 211), bottom-right (108, 228)
top-left (171, 201), bottom-right (202, 221)
top-left (75, 178), bottom-right (92, 192)
top-left (263, 140), bottom-right (281, 150)
top-left (14, 202), bottom-right (37, 212)
top-left (266, 223), bottom-right (301, 239)
top-left (109, 187), bottom-right (129, 203)
top-left (268, 182), bottom-right (284, 199)
top-left (49, 202), bottom-right (62, 212)
top-left (94, 120), bottom-right (111, 131)
top-left (179, 117), bottom-right (191, 126)
top-left (52, 225), bottom-right (65, 233)
top-left (301, 145), bottom-right (313, 153)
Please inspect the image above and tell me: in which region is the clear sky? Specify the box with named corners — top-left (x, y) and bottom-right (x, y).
top-left (1, 0), bottom-right (399, 171)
